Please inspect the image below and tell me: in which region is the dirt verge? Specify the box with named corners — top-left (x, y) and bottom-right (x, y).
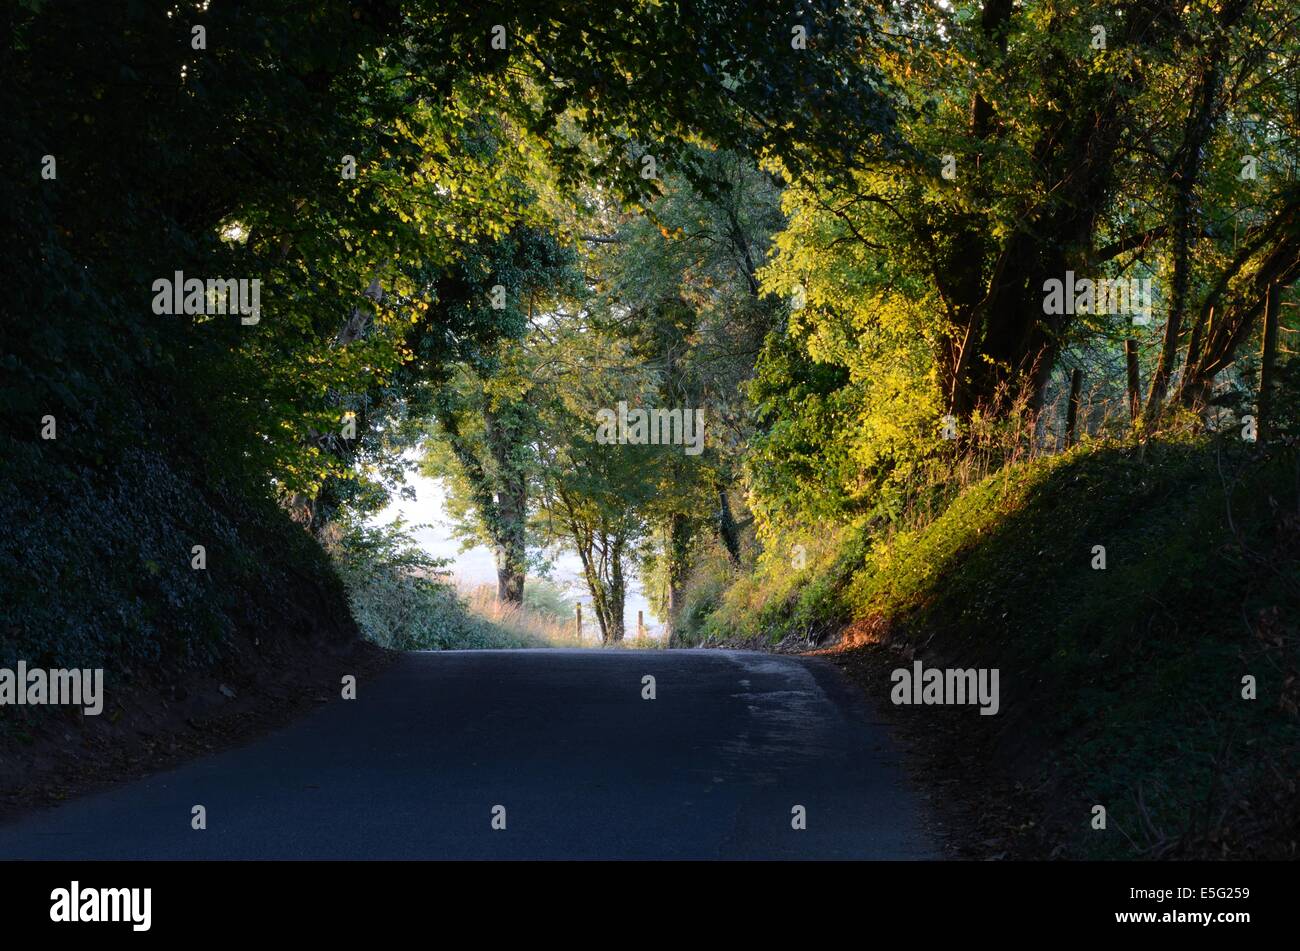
top-left (806, 619), bottom-right (1070, 861)
top-left (0, 632), bottom-right (397, 825)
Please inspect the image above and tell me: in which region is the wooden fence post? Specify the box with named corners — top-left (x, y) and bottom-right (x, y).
top-left (637, 610), bottom-right (645, 639)
top-left (575, 602), bottom-right (582, 638)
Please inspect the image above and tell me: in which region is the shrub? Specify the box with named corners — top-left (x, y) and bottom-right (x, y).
top-left (329, 516), bottom-right (586, 650)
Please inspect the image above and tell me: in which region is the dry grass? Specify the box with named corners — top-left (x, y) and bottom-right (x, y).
top-left (458, 583), bottom-right (588, 647)
top-left (458, 583), bottom-right (666, 649)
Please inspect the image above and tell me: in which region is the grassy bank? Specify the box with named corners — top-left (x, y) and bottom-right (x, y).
top-left (0, 436), bottom-right (386, 815)
top-left (681, 436), bottom-right (1300, 858)
top-left (0, 440), bottom-right (361, 675)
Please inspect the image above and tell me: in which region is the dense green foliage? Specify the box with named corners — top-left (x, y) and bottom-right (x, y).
top-left (328, 517), bottom-right (555, 650)
top-left (682, 430), bottom-right (1300, 856)
top-left (3, 1), bottom-right (1297, 861)
top-left (2, 0), bottom-right (891, 665)
top-left (750, 0), bottom-right (1300, 534)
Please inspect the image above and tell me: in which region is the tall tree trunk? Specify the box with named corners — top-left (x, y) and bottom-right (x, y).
top-left (577, 527), bottom-right (627, 644)
top-left (664, 512), bottom-right (691, 645)
top-left (940, 0), bottom-right (1161, 420)
top-left (487, 439), bottom-right (528, 605)
top-left (559, 490), bottom-right (629, 645)
top-left (1178, 194), bottom-right (1300, 408)
top-left (717, 485), bottom-right (741, 566)
top-left (478, 400), bottom-right (527, 602)
top-left (1145, 2), bottom-right (1244, 424)
top-left (608, 535), bottom-right (626, 643)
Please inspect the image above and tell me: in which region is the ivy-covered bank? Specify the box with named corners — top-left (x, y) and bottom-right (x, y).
top-left (0, 438), bottom-right (359, 674)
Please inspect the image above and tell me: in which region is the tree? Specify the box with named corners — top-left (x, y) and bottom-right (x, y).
top-left (753, 0), bottom-right (1300, 530)
top-left (423, 227), bottom-right (582, 603)
top-left (534, 356), bottom-right (666, 643)
top-left (581, 148), bottom-right (785, 636)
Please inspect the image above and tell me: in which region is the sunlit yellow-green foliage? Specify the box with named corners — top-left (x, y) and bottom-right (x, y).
top-left (752, 168), bottom-right (949, 537)
top-left (749, 0), bottom-right (1300, 542)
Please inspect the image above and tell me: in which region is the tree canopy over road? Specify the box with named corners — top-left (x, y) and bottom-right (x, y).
top-left (3, 0), bottom-right (1298, 859)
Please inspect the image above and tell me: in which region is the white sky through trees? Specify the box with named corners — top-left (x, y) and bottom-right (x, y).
top-left (372, 473), bottom-right (663, 638)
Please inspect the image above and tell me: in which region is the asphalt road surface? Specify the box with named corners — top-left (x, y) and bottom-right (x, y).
top-left (0, 650), bottom-right (936, 859)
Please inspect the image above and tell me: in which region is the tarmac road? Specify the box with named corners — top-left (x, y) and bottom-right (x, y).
top-left (0, 650), bottom-right (936, 860)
